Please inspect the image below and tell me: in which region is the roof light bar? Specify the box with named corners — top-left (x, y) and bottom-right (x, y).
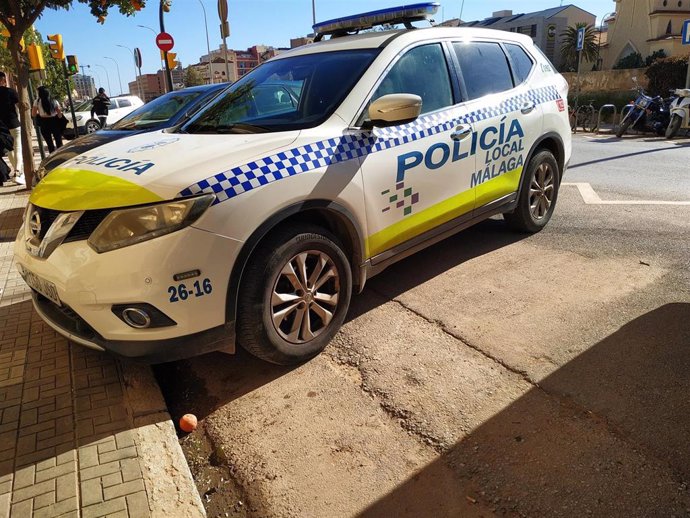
top-left (313, 2), bottom-right (440, 37)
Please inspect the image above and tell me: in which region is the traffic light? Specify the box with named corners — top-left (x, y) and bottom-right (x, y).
top-left (166, 52), bottom-right (178, 69)
top-left (66, 55), bottom-right (78, 75)
top-left (47, 33), bottom-right (64, 61)
top-left (27, 44), bottom-right (45, 71)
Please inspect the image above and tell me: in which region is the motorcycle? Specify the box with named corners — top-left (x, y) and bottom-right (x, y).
top-left (665, 88), bottom-right (690, 139)
top-left (616, 79), bottom-right (671, 138)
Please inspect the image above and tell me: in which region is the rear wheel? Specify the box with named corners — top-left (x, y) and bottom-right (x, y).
top-left (504, 149), bottom-right (559, 233)
top-left (85, 119), bottom-right (100, 133)
top-left (237, 224), bottom-right (352, 365)
top-left (666, 114), bottom-right (682, 139)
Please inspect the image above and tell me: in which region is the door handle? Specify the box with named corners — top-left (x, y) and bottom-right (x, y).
top-left (521, 102), bottom-right (536, 114)
top-left (450, 124), bottom-right (472, 141)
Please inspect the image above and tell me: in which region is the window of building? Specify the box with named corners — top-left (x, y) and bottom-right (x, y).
top-left (505, 43), bottom-right (534, 84)
top-left (663, 0), bottom-right (667, 5)
top-left (666, 20), bottom-right (672, 34)
top-left (371, 43), bottom-right (454, 114)
top-left (453, 41), bottom-right (514, 100)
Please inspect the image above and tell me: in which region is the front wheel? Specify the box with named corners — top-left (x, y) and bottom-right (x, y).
top-left (237, 224), bottom-right (352, 365)
top-left (85, 119), bottom-right (101, 134)
top-left (616, 116), bottom-right (633, 138)
top-left (666, 114), bottom-right (683, 139)
top-left (504, 149), bottom-right (559, 233)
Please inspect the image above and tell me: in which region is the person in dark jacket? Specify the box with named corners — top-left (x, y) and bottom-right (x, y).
top-left (0, 120), bottom-right (14, 184)
top-left (91, 88), bottom-right (111, 128)
top-left (31, 86), bottom-right (63, 153)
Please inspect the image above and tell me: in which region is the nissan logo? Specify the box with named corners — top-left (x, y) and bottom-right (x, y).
top-left (29, 211), bottom-right (41, 238)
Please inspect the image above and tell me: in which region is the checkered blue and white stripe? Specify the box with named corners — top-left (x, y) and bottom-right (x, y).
top-left (179, 85), bottom-right (560, 204)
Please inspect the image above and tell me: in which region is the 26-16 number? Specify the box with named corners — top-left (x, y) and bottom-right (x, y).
top-left (168, 278), bottom-right (212, 303)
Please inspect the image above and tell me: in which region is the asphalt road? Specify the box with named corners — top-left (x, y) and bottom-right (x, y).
top-left (155, 133), bottom-right (690, 518)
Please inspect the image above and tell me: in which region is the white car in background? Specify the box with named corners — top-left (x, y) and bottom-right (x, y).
top-left (65, 95), bottom-right (144, 136)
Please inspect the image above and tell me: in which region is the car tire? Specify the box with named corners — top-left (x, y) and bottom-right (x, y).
top-left (666, 114), bottom-right (682, 139)
top-left (85, 119), bottom-right (100, 133)
top-left (504, 149), bottom-right (559, 233)
top-left (237, 224), bottom-right (352, 365)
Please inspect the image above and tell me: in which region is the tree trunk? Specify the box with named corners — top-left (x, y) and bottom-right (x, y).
top-left (9, 42), bottom-right (34, 190)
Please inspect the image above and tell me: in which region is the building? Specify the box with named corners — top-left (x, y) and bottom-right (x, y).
top-left (601, 0), bottom-right (690, 69)
top-left (447, 5), bottom-right (596, 70)
top-left (157, 66), bottom-right (185, 90)
top-left (128, 73), bottom-right (164, 102)
top-left (72, 74), bottom-right (96, 100)
top-left (192, 44), bottom-right (286, 84)
top-left (290, 36), bottom-right (314, 48)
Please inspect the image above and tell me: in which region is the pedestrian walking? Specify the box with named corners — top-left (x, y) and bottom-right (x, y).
top-left (0, 71), bottom-right (23, 179)
top-left (91, 88), bottom-right (110, 128)
top-left (32, 86), bottom-right (63, 153)
top-left (0, 121), bottom-right (14, 185)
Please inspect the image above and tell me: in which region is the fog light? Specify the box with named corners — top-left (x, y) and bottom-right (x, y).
top-left (122, 308), bottom-right (151, 329)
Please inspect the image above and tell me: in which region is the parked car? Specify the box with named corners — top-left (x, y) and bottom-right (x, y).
top-left (16, 3), bottom-right (571, 364)
top-left (63, 94), bottom-right (144, 137)
top-left (38, 83), bottom-right (228, 180)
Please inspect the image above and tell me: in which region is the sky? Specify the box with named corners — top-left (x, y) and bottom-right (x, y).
top-left (33, 0), bottom-right (616, 95)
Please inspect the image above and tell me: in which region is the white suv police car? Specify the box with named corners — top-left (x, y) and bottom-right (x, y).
top-left (15, 3), bottom-right (571, 364)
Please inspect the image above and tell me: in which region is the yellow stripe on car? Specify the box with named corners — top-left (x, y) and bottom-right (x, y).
top-left (30, 168), bottom-right (164, 211)
top-left (367, 167), bottom-right (523, 258)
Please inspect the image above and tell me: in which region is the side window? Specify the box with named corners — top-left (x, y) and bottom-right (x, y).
top-left (505, 44), bottom-right (534, 84)
top-left (118, 99), bottom-right (132, 108)
top-left (371, 43), bottom-right (453, 115)
top-left (110, 100), bottom-right (120, 109)
top-left (453, 42), bottom-right (514, 100)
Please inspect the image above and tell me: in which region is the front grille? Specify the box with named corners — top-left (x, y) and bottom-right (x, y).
top-left (64, 209), bottom-right (111, 242)
top-left (32, 205), bottom-right (111, 243)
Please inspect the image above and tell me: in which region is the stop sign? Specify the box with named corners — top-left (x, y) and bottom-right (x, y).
top-left (156, 32), bottom-right (174, 52)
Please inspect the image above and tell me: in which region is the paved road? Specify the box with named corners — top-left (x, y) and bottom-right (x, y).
top-left (156, 134), bottom-right (690, 517)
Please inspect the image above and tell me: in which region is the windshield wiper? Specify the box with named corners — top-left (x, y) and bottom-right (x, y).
top-left (214, 123), bottom-right (269, 134)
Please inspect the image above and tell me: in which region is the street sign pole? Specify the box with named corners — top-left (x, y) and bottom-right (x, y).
top-left (159, 1), bottom-right (173, 92)
top-left (682, 20), bottom-right (690, 88)
top-left (218, 0), bottom-right (230, 81)
top-left (574, 26), bottom-right (585, 132)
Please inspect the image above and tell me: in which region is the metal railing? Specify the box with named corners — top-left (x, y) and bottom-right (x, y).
top-left (596, 104), bottom-right (617, 134)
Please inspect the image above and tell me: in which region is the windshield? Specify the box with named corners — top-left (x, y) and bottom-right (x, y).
top-left (111, 90), bottom-right (205, 130)
top-left (184, 49), bottom-right (379, 134)
top-left (74, 100), bottom-right (92, 112)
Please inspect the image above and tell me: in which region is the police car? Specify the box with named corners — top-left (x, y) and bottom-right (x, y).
top-left (15, 3), bottom-right (571, 364)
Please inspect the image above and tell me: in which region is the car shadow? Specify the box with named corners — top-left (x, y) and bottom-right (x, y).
top-left (356, 302), bottom-right (690, 517)
top-left (0, 207), bottom-right (25, 242)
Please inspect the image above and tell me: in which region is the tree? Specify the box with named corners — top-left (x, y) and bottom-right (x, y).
top-left (614, 52), bottom-right (644, 70)
top-left (183, 66), bottom-right (204, 87)
top-left (0, 1), bottom-right (145, 188)
top-left (559, 23), bottom-right (598, 72)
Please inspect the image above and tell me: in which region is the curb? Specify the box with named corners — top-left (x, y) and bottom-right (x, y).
top-left (121, 363), bottom-right (206, 517)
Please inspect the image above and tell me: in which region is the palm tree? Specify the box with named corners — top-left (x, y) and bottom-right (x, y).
top-left (560, 23), bottom-right (599, 72)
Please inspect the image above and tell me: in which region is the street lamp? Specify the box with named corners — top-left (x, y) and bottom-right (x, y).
top-left (103, 56), bottom-right (123, 95)
top-left (93, 64), bottom-right (112, 96)
top-left (116, 44), bottom-right (142, 100)
top-left (197, 0), bottom-right (212, 84)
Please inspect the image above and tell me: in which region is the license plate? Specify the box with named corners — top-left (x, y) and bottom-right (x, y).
top-left (18, 266), bottom-right (61, 306)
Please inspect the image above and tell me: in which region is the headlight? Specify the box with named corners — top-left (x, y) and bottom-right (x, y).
top-left (76, 115), bottom-right (83, 121)
top-left (88, 194), bottom-right (215, 253)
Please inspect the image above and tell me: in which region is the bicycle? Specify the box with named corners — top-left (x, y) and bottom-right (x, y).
top-left (569, 100), bottom-right (598, 133)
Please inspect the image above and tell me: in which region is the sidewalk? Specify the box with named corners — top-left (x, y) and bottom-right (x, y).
top-left (0, 147), bottom-right (205, 516)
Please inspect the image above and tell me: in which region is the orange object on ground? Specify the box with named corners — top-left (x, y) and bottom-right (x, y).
top-left (179, 414), bottom-right (198, 432)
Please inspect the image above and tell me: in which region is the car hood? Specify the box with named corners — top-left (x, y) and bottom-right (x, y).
top-left (41, 130), bottom-right (141, 172)
top-left (30, 130), bottom-right (301, 211)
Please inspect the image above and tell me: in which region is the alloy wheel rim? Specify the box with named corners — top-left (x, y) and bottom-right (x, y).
top-left (529, 162), bottom-right (554, 220)
top-left (270, 250), bottom-right (340, 344)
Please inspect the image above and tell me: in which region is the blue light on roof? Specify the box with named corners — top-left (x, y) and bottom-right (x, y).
top-left (313, 3), bottom-right (440, 36)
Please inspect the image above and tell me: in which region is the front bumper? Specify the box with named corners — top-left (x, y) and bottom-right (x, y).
top-left (32, 291), bottom-right (235, 363)
top-left (15, 224), bottom-right (243, 362)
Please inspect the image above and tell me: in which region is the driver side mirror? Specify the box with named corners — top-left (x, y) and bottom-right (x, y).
top-left (365, 94), bottom-right (422, 128)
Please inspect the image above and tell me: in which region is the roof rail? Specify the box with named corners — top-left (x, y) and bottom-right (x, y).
top-left (313, 3), bottom-right (440, 41)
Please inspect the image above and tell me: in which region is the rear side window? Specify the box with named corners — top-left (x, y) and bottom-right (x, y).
top-left (505, 44), bottom-right (534, 84)
top-left (453, 42), bottom-right (514, 100)
top-left (118, 99), bottom-right (132, 108)
top-left (372, 43), bottom-right (453, 114)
